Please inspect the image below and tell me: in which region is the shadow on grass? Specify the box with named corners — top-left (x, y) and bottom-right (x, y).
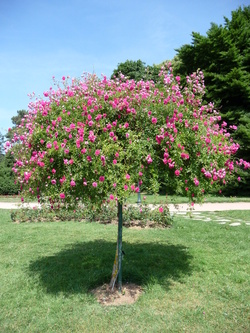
top-left (29, 240), bottom-right (192, 295)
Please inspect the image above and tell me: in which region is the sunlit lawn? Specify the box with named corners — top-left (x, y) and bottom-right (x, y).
top-left (0, 209), bottom-right (249, 332)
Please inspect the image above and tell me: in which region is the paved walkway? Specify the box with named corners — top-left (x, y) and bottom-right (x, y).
top-left (1, 201), bottom-right (250, 212)
top-left (1, 201), bottom-right (250, 227)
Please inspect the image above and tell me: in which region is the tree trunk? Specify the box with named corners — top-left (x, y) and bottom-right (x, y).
top-left (109, 202), bottom-right (123, 292)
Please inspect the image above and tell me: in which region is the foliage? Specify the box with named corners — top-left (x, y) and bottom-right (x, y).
top-left (0, 132), bottom-right (5, 157)
top-left (5, 109), bottom-right (28, 141)
top-left (10, 201), bottom-right (172, 227)
top-left (0, 132), bottom-right (19, 195)
top-left (8, 63), bottom-right (249, 210)
top-left (174, 6), bottom-right (250, 164)
top-left (0, 109), bottom-right (29, 196)
top-left (111, 59), bottom-right (161, 83)
top-left (0, 152), bottom-right (19, 195)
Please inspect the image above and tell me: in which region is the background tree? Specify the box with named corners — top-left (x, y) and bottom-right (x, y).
top-left (0, 153), bottom-right (19, 195)
top-left (0, 110), bottom-right (28, 196)
top-left (173, 5), bottom-right (250, 194)
top-left (111, 59), bottom-right (162, 83)
top-left (0, 132), bottom-right (5, 159)
top-left (6, 109), bottom-right (28, 141)
top-left (0, 131), bottom-right (19, 195)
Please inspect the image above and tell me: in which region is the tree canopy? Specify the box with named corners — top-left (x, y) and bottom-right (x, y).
top-left (8, 64), bottom-right (249, 208)
top-left (111, 59), bottom-right (161, 84)
top-left (6, 109), bottom-right (28, 142)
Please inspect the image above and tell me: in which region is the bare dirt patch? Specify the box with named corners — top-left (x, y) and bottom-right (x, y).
top-left (91, 283), bottom-right (142, 306)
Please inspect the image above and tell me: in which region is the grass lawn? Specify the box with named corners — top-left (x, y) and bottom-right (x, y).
top-left (0, 209), bottom-right (249, 332)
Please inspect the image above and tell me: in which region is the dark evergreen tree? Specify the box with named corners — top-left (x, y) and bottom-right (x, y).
top-left (0, 132), bottom-right (19, 195)
top-left (0, 110), bottom-right (28, 195)
top-left (174, 6), bottom-right (250, 161)
top-left (173, 6), bottom-right (250, 194)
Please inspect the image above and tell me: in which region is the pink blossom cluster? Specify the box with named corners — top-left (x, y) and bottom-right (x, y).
top-left (9, 63), bottom-right (249, 207)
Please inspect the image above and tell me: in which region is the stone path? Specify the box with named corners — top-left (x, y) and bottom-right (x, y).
top-left (1, 201), bottom-right (250, 227)
top-left (174, 211), bottom-right (250, 227)
top-left (148, 202), bottom-right (250, 227)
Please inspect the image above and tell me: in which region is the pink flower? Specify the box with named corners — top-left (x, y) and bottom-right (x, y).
top-left (95, 149), bottom-right (100, 156)
top-left (237, 177), bottom-right (241, 181)
top-left (81, 148), bottom-right (87, 154)
top-left (46, 143), bottom-right (52, 149)
top-left (194, 178), bottom-right (199, 186)
top-left (124, 185), bottom-right (128, 190)
top-left (70, 180), bottom-right (76, 187)
top-left (113, 159), bottom-right (117, 164)
top-left (60, 193), bottom-right (65, 199)
top-left (125, 174), bottom-right (130, 180)
top-left (92, 182), bottom-right (97, 187)
top-left (52, 169), bottom-right (56, 174)
top-left (168, 162), bottom-right (174, 169)
top-left (131, 184), bottom-right (135, 191)
top-left (181, 153), bottom-right (189, 160)
top-left (60, 176), bottom-right (66, 184)
top-left (109, 194), bottom-right (114, 200)
top-left (99, 176), bottom-right (105, 182)
top-left (159, 207), bottom-right (163, 213)
top-left (113, 183), bottom-right (117, 188)
top-left (51, 179), bottom-right (56, 185)
top-left (146, 154), bottom-right (153, 164)
top-left (175, 170), bottom-right (180, 176)
top-left (152, 117), bottom-right (157, 124)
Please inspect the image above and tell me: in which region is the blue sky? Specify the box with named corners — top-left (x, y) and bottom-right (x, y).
top-left (0, 0), bottom-right (247, 132)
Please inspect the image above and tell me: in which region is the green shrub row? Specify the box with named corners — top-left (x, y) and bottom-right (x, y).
top-left (10, 202), bottom-right (172, 227)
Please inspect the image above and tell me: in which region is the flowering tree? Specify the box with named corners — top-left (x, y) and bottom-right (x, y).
top-left (8, 63), bottom-right (249, 290)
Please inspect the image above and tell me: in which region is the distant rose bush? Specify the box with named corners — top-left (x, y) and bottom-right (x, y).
top-left (8, 63), bottom-right (249, 209)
